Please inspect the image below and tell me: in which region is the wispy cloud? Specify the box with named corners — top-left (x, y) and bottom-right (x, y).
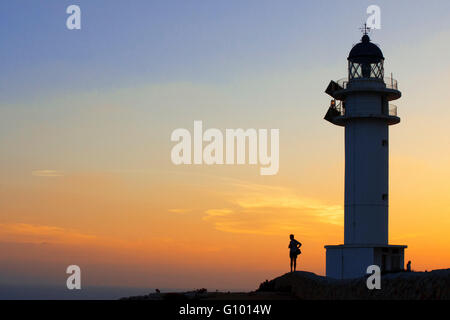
top-left (0, 223), bottom-right (222, 260)
top-left (168, 208), bottom-right (193, 214)
top-left (202, 179), bottom-right (343, 235)
top-left (32, 170), bottom-right (64, 177)
top-left (0, 223), bottom-right (95, 245)
top-left (204, 209), bottom-right (234, 217)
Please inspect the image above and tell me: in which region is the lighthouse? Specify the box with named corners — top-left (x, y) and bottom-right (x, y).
top-left (324, 30), bottom-right (407, 279)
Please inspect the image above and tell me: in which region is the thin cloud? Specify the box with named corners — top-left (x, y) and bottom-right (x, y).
top-left (168, 208), bottom-right (193, 214)
top-left (32, 170), bottom-right (64, 177)
top-left (203, 180), bottom-right (343, 235)
top-left (204, 209), bottom-right (233, 217)
top-left (0, 223), bottom-right (96, 245)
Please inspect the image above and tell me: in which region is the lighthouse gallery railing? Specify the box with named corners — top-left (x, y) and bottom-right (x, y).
top-left (336, 77), bottom-right (398, 90)
top-left (331, 102), bottom-right (398, 117)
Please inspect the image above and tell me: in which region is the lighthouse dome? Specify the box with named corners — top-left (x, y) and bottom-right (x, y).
top-left (348, 35), bottom-right (384, 64)
top-left (347, 34), bottom-right (385, 80)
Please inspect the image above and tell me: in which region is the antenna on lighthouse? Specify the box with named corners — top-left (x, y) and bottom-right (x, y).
top-left (359, 23), bottom-right (371, 35)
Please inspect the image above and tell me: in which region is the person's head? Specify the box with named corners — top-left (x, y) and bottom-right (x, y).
top-left (290, 234), bottom-right (294, 240)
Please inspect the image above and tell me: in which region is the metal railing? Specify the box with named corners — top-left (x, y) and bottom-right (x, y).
top-left (328, 101), bottom-right (345, 116)
top-left (328, 101), bottom-right (398, 117)
top-left (336, 77), bottom-right (398, 90)
top-left (335, 101), bottom-right (345, 115)
top-left (388, 104), bottom-right (398, 116)
top-left (336, 78), bottom-right (349, 89)
top-left (384, 77), bottom-right (398, 90)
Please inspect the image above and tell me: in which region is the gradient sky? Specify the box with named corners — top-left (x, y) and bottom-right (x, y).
top-left (1, 0), bottom-right (450, 292)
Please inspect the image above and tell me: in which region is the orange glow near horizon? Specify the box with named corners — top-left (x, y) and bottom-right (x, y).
top-left (2, 149), bottom-right (450, 290)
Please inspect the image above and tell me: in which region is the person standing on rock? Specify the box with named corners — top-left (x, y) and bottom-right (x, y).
top-left (288, 234), bottom-right (302, 272)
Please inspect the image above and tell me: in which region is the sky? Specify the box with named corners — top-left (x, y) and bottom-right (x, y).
top-left (1, 0), bottom-right (450, 296)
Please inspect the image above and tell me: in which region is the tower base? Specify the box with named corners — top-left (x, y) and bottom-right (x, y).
top-left (324, 244), bottom-right (407, 279)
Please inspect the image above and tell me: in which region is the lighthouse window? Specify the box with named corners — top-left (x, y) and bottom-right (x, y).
top-left (382, 194), bottom-right (388, 201)
top-left (348, 61), bottom-right (384, 80)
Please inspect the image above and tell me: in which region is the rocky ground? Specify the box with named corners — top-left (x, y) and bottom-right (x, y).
top-left (122, 269), bottom-right (450, 300)
top-left (257, 269), bottom-right (450, 299)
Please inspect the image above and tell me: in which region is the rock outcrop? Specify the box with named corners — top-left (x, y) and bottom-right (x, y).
top-left (256, 269), bottom-right (450, 300)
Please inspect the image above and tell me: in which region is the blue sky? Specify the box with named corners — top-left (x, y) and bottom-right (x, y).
top-left (2, 0), bottom-right (450, 176)
top-left (2, 0), bottom-right (450, 104)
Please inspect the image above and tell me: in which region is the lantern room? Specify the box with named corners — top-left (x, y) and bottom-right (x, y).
top-left (348, 34), bottom-right (384, 80)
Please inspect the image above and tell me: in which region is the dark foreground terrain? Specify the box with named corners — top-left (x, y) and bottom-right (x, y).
top-left (122, 269), bottom-right (450, 300)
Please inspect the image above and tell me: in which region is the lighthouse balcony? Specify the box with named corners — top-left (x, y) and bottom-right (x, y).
top-left (327, 77), bottom-right (401, 101)
top-left (337, 76), bottom-right (398, 90)
top-left (324, 100), bottom-right (400, 126)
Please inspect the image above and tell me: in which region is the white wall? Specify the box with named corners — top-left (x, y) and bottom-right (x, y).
top-left (344, 115), bottom-right (389, 244)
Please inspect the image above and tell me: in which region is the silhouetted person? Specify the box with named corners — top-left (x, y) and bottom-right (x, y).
top-left (407, 261), bottom-right (411, 272)
top-left (288, 234), bottom-right (302, 272)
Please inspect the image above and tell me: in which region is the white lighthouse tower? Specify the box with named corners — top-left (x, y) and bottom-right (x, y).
top-left (324, 30), bottom-right (407, 279)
